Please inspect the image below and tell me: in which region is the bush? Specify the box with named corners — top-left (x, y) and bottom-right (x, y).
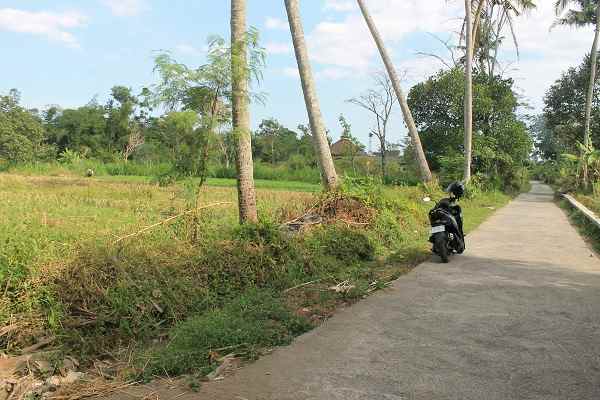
top-left (307, 225), bottom-right (375, 263)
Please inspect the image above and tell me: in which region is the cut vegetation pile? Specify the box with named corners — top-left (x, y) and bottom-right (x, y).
top-left (0, 174), bottom-right (510, 392)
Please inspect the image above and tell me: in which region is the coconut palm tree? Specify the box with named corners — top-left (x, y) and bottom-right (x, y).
top-left (555, 0), bottom-right (600, 186)
top-left (355, 0), bottom-right (433, 183)
top-left (231, 0), bottom-right (258, 223)
top-left (461, 0), bottom-right (536, 182)
top-left (464, 0), bottom-right (474, 182)
top-left (487, 0), bottom-right (536, 77)
top-left (284, 0), bottom-right (339, 190)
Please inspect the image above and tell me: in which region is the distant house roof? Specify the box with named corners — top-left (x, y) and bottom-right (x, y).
top-left (330, 138), bottom-right (364, 157)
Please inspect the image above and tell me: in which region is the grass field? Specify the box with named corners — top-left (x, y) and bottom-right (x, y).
top-left (100, 176), bottom-right (322, 192)
top-left (0, 172), bottom-right (510, 379)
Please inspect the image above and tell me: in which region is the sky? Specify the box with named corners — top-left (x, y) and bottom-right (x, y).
top-left (0, 0), bottom-right (596, 149)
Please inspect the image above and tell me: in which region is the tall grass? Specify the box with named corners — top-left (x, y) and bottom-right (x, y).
top-left (0, 173), bottom-right (510, 378)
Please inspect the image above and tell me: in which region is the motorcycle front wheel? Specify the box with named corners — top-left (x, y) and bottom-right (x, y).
top-left (433, 233), bottom-right (449, 263)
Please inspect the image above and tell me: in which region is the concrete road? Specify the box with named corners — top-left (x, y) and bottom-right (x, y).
top-left (119, 182), bottom-right (600, 399)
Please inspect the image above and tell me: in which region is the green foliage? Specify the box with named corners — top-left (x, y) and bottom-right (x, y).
top-left (253, 118), bottom-right (312, 164)
top-left (308, 225), bottom-right (375, 263)
top-left (157, 110), bottom-right (205, 177)
top-left (0, 91), bottom-right (52, 164)
top-left (58, 149), bottom-right (84, 164)
top-left (543, 54), bottom-right (600, 157)
top-left (407, 68), bottom-right (532, 191)
top-left (44, 102), bottom-right (108, 157)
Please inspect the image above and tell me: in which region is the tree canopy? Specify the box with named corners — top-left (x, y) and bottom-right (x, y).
top-left (408, 68), bottom-right (532, 187)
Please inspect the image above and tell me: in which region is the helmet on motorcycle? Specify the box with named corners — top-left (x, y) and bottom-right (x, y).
top-left (446, 181), bottom-right (465, 199)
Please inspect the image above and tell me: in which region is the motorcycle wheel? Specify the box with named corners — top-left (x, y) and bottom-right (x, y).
top-left (433, 234), bottom-right (449, 263)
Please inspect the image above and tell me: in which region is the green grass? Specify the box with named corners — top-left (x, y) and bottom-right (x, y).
top-left (96, 175), bottom-right (321, 192)
top-left (0, 173), bottom-right (510, 379)
top-left (560, 197), bottom-right (600, 254)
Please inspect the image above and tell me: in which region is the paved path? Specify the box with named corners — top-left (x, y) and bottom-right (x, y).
top-left (120, 183), bottom-right (600, 399)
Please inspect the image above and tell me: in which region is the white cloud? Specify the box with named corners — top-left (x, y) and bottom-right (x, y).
top-left (506, 1), bottom-right (594, 111)
top-left (308, 0), bottom-right (462, 73)
top-left (175, 43), bottom-right (206, 56)
top-left (324, 0), bottom-right (355, 12)
top-left (399, 57), bottom-right (446, 84)
top-left (281, 67), bottom-right (300, 79)
top-left (265, 16), bottom-right (288, 30)
top-left (308, 0), bottom-right (594, 113)
top-left (0, 8), bottom-right (87, 47)
top-left (102, 0), bottom-right (145, 17)
top-left (316, 67), bottom-right (355, 80)
top-left (265, 41), bottom-right (292, 55)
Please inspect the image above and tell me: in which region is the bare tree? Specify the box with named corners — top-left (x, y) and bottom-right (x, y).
top-left (123, 124), bottom-right (144, 161)
top-left (348, 71), bottom-right (396, 180)
top-left (231, 0), bottom-right (258, 223)
top-left (356, 0), bottom-right (433, 183)
top-left (285, 0), bottom-right (339, 190)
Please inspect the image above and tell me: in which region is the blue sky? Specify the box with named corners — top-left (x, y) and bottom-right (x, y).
top-left (0, 0), bottom-right (595, 149)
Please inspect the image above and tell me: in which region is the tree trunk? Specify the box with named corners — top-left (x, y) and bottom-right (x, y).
top-left (284, 0), bottom-right (339, 190)
top-left (471, 0), bottom-right (485, 52)
top-left (464, 0), bottom-right (474, 183)
top-left (489, 9), bottom-right (506, 80)
top-left (583, 5), bottom-right (600, 187)
top-left (380, 145), bottom-right (386, 182)
top-left (356, 0), bottom-right (433, 183)
top-left (231, 0), bottom-right (258, 223)
top-left (271, 136), bottom-right (276, 165)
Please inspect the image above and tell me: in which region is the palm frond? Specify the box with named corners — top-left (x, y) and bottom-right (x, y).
top-left (505, 13), bottom-right (520, 58)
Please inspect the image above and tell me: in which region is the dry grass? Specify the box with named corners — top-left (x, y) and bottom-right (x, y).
top-left (0, 174), bottom-right (315, 347)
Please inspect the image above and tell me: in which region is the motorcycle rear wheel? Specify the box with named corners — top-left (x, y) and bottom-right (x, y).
top-left (434, 234), bottom-right (449, 263)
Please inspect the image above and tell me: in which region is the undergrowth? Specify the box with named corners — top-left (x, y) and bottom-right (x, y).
top-left (560, 199), bottom-right (600, 254)
top-left (0, 174), bottom-right (510, 379)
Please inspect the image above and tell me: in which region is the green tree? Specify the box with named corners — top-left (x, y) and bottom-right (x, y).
top-left (408, 68), bottom-right (532, 188)
top-left (543, 55), bottom-right (600, 157)
top-left (150, 32), bottom-right (264, 186)
top-left (254, 118), bottom-right (299, 164)
top-left (45, 101), bottom-right (107, 157)
top-left (157, 111), bottom-right (203, 176)
top-left (529, 114), bottom-right (559, 160)
top-left (555, 0), bottom-right (600, 185)
top-left (105, 86), bottom-right (138, 155)
top-left (336, 114), bottom-right (365, 172)
top-left (296, 123), bottom-right (317, 166)
top-left (0, 90), bottom-right (51, 164)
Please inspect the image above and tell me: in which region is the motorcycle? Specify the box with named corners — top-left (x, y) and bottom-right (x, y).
top-left (428, 182), bottom-right (466, 263)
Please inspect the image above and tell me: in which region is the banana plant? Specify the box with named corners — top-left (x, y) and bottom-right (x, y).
top-left (562, 140), bottom-right (600, 189)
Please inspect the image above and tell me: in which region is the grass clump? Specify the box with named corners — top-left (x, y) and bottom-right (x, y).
top-left (307, 225), bottom-right (375, 263)
top-left (140, 289), bottom-right (311, 378)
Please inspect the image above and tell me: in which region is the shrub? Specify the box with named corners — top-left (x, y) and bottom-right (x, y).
top-left (307, 225), bottom-right (375, 263)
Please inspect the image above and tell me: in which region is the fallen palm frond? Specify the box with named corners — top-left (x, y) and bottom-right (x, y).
top-left (46, 378), bottom-right (138, 400)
